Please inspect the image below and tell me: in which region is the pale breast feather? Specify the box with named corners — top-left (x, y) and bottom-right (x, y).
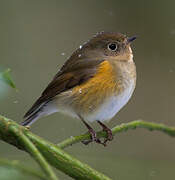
top-left (84, 79), bottom-right (135, 122)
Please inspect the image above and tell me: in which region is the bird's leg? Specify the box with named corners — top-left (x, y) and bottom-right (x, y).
top-left (79, 116), bottom-right (104, 145)
top-left (97, 121), bottom-right (113, 146)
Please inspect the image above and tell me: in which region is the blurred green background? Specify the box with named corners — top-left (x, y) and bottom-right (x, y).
top-left (0, 0), bottom-right (175, 179)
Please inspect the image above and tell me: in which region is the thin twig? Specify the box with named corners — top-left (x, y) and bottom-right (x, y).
top-left (57, 120), bottom-right (175, 149)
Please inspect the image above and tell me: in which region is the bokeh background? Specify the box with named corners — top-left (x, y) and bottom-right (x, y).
top-left (0, 0), bottom-right (175, 179)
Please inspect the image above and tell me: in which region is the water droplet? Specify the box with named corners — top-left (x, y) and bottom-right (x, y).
top-left (61, 52), bottom-right (65, 56)
top-left (169, 69), bottom-right (174, 73)
top-left (170, 29), bottom-right (175, 35)
top-left (149, 170), bottom-right (156, 177)
top-left (104, 10), bottom-right (114, 16)
top-left (108, 11), bottom-right (113, 16)
top-left (79, 45), bottom-right (82, 49)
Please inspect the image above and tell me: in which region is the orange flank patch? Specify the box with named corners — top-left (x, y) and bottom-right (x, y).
top-left (72, 60), bottom-right (117, 111)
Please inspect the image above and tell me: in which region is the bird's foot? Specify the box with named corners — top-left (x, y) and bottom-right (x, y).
top-left (81, 128), bottom-right (104, 145)
top-left (80, 118), bottom-right (105, 146)
top-left (97, 121), bottom-right (113, 146)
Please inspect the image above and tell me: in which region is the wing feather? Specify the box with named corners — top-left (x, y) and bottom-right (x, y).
top-left (24, 58), bottom-right (104, 119)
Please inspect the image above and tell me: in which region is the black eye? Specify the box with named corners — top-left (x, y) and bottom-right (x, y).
top-left (108, 43), bottom-right (117, 51)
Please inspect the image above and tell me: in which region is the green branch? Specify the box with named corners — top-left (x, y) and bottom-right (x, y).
top-left (57, 120), bottom-right (175, 149)
top-left (0, 118), bottom-right (58, 180)
top-left (0, 158), bottom-right (46, 180)
top-left (1, 114), bottom-right (175, 180)
top-left (0, 115), bottom-right (111, 180)
top-left (16, 129), bottom-right (58, 180)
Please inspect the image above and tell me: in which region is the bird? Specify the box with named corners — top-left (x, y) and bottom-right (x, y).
top-left (21, 32), bottom-right (136, 146)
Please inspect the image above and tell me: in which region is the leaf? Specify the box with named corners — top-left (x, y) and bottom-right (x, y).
top-left (0, 166), bottom-right (39, 180)
top-left (0, 158), bottom-right (46, 180)
top-left (0, 69), bottom-right (16, 89)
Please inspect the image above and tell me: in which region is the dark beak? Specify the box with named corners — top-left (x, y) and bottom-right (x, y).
top-left (127, 36), bottom-right (137, 44)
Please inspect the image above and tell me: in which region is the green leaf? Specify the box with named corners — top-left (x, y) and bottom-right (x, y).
top-left (0, 69), bottom-right (16, 89)
top-left (0, 158), bottom-right (46, 180)
top-left (0, 166), bottom-right (40, 180)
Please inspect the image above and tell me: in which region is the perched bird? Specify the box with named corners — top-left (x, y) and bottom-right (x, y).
top-left (21, 32), bottom-right (136, 146)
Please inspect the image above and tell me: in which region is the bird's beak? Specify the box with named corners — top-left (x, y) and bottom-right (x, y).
top-left (127, 36), bottom-right (137, 44)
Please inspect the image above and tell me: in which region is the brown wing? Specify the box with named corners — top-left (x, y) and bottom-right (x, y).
top-left (24, 57), bottom-right (104, 118)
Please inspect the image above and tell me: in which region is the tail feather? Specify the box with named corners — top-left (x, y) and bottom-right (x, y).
top-left (21, 106), bottom-right (44, 126)
top-left (21, 114), bottom-right (38, 126)
top-left (23, 98), bottom-right (46, 119)
top-left (21, 100), bottom-right (58, 126)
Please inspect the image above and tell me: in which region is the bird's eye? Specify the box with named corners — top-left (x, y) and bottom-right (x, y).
top-left (108, 43), bottom-right (117, 51)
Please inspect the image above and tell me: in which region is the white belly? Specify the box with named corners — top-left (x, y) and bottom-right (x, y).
top-left (53, 79), bottom-right (135, 123)
top-left (84, 80), bottom-right (135, 122)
